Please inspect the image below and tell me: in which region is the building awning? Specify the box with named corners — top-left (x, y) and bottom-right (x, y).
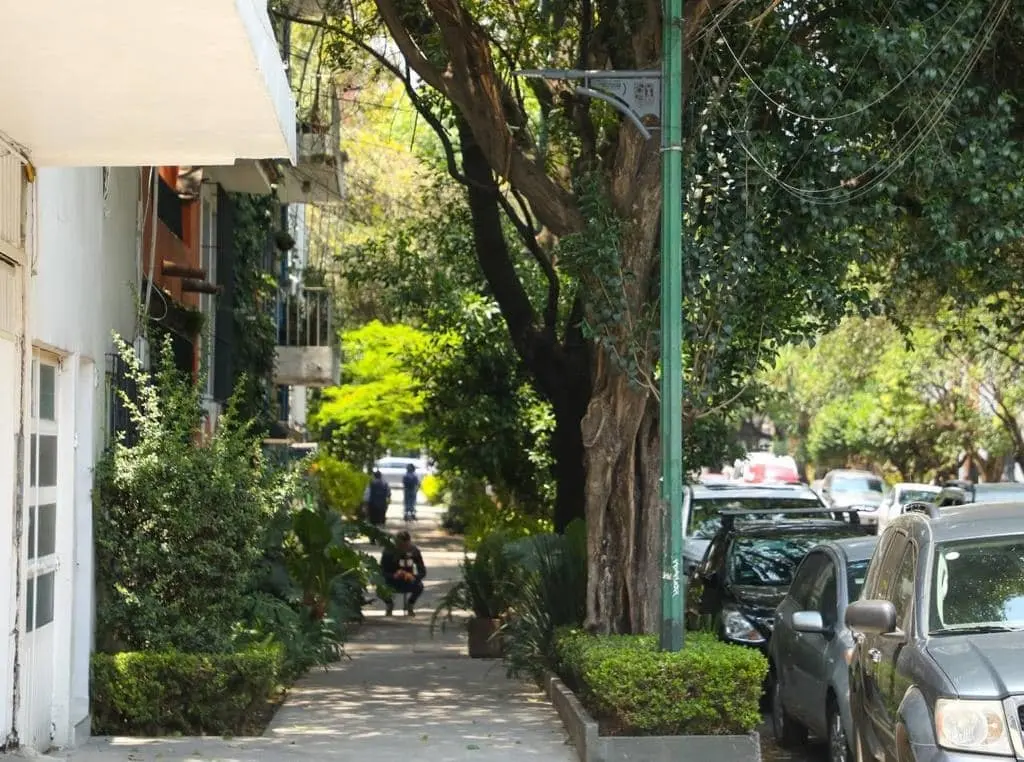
top-left (0, 0), bottom-right (297, 167)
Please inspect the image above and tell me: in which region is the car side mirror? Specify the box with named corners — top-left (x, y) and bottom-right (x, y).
top-left (791, 610), bottom-right (828, 635)
top-left (845, 599), bottom-right (898, 635)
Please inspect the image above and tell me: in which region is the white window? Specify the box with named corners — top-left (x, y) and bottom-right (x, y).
top-left (26, 351), bottom-right (59, 632)
top-left (199, 186), bottom-right (218, 398)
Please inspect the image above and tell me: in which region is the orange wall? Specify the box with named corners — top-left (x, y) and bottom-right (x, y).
top-left (140, 167), bottom-right (204, 312)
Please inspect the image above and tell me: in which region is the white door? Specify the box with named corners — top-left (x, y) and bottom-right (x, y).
top-left (0, 258), bottom-right (20, 741)
top-left (22, 350), bottom-right (60, 749)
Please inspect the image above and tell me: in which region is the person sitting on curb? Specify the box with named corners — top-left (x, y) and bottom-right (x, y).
top-left (380, 530), bottom-right (427, 616)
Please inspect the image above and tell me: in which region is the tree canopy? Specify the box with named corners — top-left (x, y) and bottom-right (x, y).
top-left (276, 0), bottom-right (1024, 633)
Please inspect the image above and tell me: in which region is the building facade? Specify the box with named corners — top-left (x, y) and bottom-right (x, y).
top-left (0, 1), bottom-right (297, 750)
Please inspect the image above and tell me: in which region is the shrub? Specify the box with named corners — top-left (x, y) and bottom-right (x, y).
top-left (311, 454), bottom-right (366, 518)
top-left (431, 531), bottom-right (515, 631)
top-left (243, 478), bottom-right (384, 673)
top-left (500, 520), bottom-right (587, 681)
top-left (421, 473), bottom-right (445, 504)
top-left (555, 630), bottom-right (768, 736)
top-left (444, 475), bottom-right (552, 550)
top-left (91, 645), bottom-right (284, 736)
top-left (94, 336), bottom-right (270, 654)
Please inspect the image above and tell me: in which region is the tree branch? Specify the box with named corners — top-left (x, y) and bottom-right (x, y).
top-left (271, 8), bottom-right (471, 187)
top-left (496, 191), bottom-right (560, 332)
top-left (389, 0), bottom-right (585, 236)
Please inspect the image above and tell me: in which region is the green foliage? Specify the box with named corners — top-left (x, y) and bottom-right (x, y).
top-left (312, 320), bottom-right (427, 468)
top-left (555, 630), bottom-right (767, 736)
top-left (245, 486), bottom-right (385, 672)
top-left (763, 310), bottom-right (1020, 481)
top-left (90, 645), bottom-right (283, 736)
top-left (558, 177), bottom-right (654, 386)
top-left (431, 532), bottom-right (516, 629)
top-left (500, 520), bottom-right (587, 681)
top-left (228, 193), bottom-right (278, 430)
top-left (311, 454), bottom-right (367, 518)
top-left (443, 475), bottom-right (553, 550)
top-left (410, 295), bottom-right (557, 514)
top-left (94, 336), bottom-right (270, 654)
top-left (420, 473), bottom-right (444, 504)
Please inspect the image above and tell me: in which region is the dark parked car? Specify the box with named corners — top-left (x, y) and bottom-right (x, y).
top-left (846, 501), bottom-right (1024, 761)
top-left (686, 509), bottom-right (869, 653)
top-left (683, 483), bottom-right (828, 574)
top-left (769, 535), bottom-right (878, 762)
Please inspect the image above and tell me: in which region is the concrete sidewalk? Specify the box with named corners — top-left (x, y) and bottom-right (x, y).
top-left (42, 504), bottom-right (574, 762)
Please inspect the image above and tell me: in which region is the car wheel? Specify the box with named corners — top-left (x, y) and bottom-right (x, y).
top-left (828, 700), bottom-right (852, 762)
top-left (770, 670), bottom-right (808, 748)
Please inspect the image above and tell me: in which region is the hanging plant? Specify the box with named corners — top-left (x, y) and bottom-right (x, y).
top-left (275, 230), bottom-right (295, 253)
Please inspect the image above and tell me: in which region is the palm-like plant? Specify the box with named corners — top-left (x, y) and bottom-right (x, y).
top-left (431, 532), bottom-right (514, 632)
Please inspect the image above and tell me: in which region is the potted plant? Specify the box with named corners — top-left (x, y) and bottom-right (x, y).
top-left (431, 533), bottom-right (511, 658)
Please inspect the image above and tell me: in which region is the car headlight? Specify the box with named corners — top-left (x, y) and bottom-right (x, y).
top-left (935, 698), bottom-right (1012, 755)
top-left (721, 608), bottom-right (766, 645)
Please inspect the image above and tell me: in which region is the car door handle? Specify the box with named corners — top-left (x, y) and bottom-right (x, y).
top-left (868, 648), bottom-right (882, 663)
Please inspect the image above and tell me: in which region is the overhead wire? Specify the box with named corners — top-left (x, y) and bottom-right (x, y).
top-left (706, 0), bottom-right (1010, 206)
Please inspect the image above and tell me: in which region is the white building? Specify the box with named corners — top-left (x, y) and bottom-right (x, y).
top-left (0, 0), bottom-right (296, 751)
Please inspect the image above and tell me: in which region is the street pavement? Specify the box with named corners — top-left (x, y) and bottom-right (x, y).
top-left (38, 501), bottom-right (575, 762)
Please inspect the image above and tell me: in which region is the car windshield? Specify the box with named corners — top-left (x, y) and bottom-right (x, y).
top-left (899, 489), bottom-right (938, 504)
top-left (729, 534), bottom-right (831, 587)
top-left (931, 536), bottom-right (1024, 634)
top-left (847, 560), bottom-right (869, 601)
top-left (833, 476), bottom-right (884, 493)
top-left (688, 496), bottom-right (826, 540)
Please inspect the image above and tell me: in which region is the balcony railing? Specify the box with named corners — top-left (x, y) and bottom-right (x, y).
top-left (276, 286), bottom-right (332, 347)
top-left (273, 286), bottom-right (339, 387)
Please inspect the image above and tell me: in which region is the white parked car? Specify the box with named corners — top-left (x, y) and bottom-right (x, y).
top-left (876, 482), bottom-right (940, 532)
top-left (374, 455), bottom-right (433, 492)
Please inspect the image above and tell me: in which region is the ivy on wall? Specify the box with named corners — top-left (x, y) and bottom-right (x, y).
top-left (229, 193), bottom-right (279, 432)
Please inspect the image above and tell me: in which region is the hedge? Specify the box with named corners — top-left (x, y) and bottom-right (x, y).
top-left (91, 645), bottom-right (284, 736)
top-left (555, 630), bottom-right (767, 736)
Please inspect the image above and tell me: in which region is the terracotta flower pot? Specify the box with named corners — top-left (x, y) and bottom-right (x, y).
top-left (467, 616), bottom-right (503, 659)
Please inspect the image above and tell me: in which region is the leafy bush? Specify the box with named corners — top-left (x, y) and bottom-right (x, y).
top-left (444, 475), bottom-right (552, 550)
top-left (94, 336), bottom-right (270, 654)
top-left (555, 630), bottom-right (768, 736)
top-left (91, 645), bottom-right (283, 736)
top-left (500, 520), bottom-right (587, 681)
top-left (421, 473), bottom-right (445, 504)
top-left (311, 454), bottom-right (366, 518)
top-left (431, 532), bottom-right (516, 631)
top-left (243, 480), bottom-right (385, 674)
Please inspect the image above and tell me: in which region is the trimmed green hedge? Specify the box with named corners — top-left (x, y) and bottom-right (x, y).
top-left (91, 645), bottom-right (284, 736)
top-left (556, 630), bottom-right (767, 736)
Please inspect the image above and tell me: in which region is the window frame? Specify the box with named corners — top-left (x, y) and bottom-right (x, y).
top-left (26, 349), bottom-right (60, 632)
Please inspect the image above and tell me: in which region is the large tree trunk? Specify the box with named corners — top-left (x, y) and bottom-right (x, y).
top-left (580, 350), bottom-right (662, 634)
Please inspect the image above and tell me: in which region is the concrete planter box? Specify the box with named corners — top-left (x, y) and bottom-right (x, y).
top-left (545, 673), bottom-right (761, 762)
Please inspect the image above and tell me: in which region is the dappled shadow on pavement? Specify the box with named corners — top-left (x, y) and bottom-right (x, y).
top-left (54, 505), bottom-right (574, 762)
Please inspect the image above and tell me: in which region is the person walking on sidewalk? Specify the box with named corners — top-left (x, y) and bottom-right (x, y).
top-left (367, 470), bottom-right (391, 527)
top-left (402, 463), bottom-right (420, 521)
top-left (380, 530), bottom-right (426, 616)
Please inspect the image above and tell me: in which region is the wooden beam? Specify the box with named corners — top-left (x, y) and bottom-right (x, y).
top-left (181, 278), bottom-right (222, 295)
top-left (162, 260), bottom-right (207, 279)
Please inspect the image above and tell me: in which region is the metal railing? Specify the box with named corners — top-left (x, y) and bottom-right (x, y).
top-left (276, 286), bottom-right (332, 348)
top-left (106, 352), bottom-right (140, 447)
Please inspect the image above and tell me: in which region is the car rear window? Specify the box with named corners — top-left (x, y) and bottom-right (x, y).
top-left (728, 534), bottom-right (827, 587)
top-left (688, 496), bottom-right (826, 540)
top-left (833, 476), bottom-right (884, 493)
